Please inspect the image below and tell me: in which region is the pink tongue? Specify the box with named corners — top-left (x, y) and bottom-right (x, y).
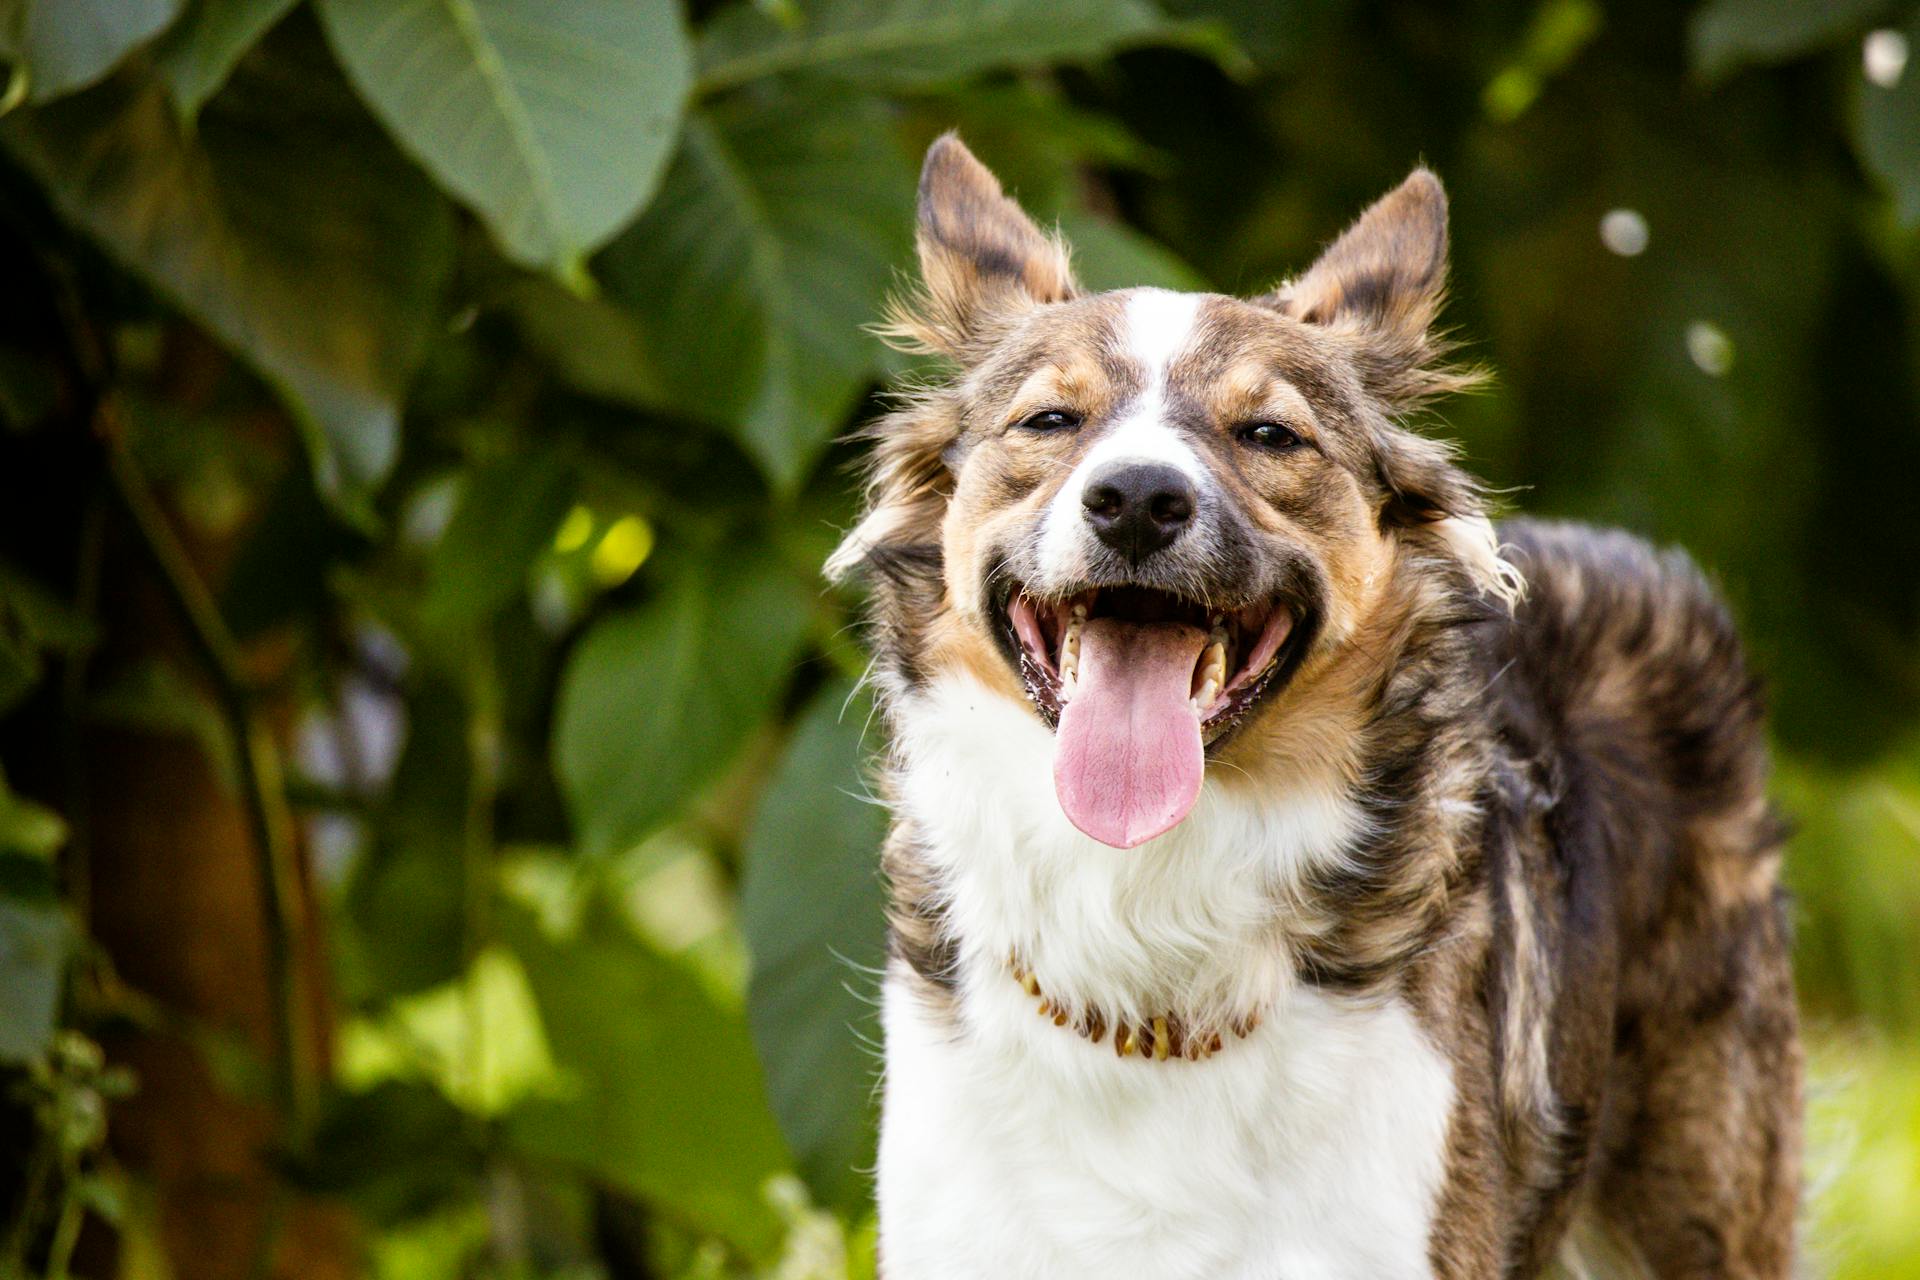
top-left (1054, 618), bottom-right (1207, 849)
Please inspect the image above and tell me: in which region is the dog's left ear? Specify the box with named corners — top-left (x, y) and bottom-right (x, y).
top-left (1260, 168), bottom-right (1467, 411)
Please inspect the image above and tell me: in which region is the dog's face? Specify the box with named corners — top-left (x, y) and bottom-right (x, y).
top-left (836, 137), bottom-right (1514, 849)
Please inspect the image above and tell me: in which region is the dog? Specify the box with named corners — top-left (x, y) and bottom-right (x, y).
top-left (827, 134), bottom-right (1802, 1278)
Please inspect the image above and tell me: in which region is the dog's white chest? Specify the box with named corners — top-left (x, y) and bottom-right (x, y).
top-left (876, 674), bottom-right (1456, 1278)
top-left (878, 974), bottom-right (1455, 1279)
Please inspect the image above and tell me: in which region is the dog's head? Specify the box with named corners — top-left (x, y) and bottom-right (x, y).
top-left (833, 135), bottom-right (1519, 849)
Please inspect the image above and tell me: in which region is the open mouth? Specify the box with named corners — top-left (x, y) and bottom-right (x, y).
top-left (997, 584), bottom-right (1304, 849)
top-left (1004, 586), bottom-right (1300, 733)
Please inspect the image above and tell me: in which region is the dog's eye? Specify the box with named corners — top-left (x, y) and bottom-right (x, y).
top-left (1237, 421), bottom-right (1305, 451)
top-left (1017, 409), bottom-right (1082, 433)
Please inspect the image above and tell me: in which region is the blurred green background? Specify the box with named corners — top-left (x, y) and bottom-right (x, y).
top-left (0, 0), bottom-right (1916, 1276)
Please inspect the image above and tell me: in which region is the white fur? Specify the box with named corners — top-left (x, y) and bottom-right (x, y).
top-left (878, 671), bottom-right (1457, 1278)
top-left (1437, 513), bottom-right (1526, 608)
top-left (1037, 290), bottom-right (1208, 584)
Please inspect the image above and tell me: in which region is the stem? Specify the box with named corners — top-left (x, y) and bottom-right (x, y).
top-left (58, 496), bottom-right (106, 936)
top-left (460, 634), bottom-right (500, 1119)
top-left (43, 1175), bottom-right (83, 1280)
top-left (100, 424), bottom-right (315, 1146)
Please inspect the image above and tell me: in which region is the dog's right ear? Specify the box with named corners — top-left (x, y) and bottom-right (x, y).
top-left (884, 133), bottom-right (1078, 358)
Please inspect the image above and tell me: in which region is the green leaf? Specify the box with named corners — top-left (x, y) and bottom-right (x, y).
top-left (554, 551), bottom-right (814, 857)
top-left (507, 279), bottom-right (664, 410)
top-left (595, 91), bottom-right (912, 490)
top-left (1855, 11), bottom-right (1920, 227)
top-left (741, 681), bottom-right (886, 1215)
top-left (0, 0), bottom-right (184, 103)
top-left (503, 898), bottom-right (788, 1255)
top-left (1688, 0), bottom-right (1893, 80)
top-left (0, 769), bottom-right (66, 861)
top-left (0, 558), bottom-right (95, 714)
top-left (1, 38), bottom-right (455, 520)
top-left (314, 0), bottom-right (693, 279)
top-left (87, 659), bottom-right (237, 789)
top-left (339, 677), bottom-right (469, 1001)
top-left (698, 0), bottom-right (1167, 93)
top-left (1057, 207), bottom-right (1209, 293)
top-left (421, 452), bottom-right (574, 635)
top-left (153, 0), bottom-right (301, 122)
top-left (0, 897), bottom-right (68, 1064)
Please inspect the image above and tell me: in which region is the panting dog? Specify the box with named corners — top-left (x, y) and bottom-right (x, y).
top-left (828, 135), bottom-right (1801, 1278)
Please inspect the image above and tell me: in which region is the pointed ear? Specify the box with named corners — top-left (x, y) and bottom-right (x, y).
top-left (1262, 169), bottom-right (1469, 409)
top-left (886, 133), bottom-right (1077, 357)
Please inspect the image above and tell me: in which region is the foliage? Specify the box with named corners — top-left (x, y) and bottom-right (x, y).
top-left (0, 0), bottom-right (1916, 1275)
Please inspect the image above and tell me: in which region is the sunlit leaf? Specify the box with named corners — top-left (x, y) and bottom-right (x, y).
top-left (0, 0), bottom-right (183, 102)
top-left (1688, 0), bottom-right (1892, 80)
top-left (0, 36), bottom-right (455, 520)
top-left (698, 0), bottom-right (1167, 92)
top-left (504, 899), bottom-right (788, 1255)
top-left (1854, 11), bottom-right (1920, 227)
top-left (315, 0), bottom-right (693, 280)
top-left (595, 91), bottom-right (912, 490)
top-left (554, 551), bottom-right (814, 856)
top-left (153, 0), bottom-right (301, 121)
top-left (0, 897), bottom-right (67, 1064)
top-left (741, 681), bottom-right (886, 1215)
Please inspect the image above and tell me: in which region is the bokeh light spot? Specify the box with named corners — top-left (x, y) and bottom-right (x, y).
top-left (1865, 29), bottom-right (1909, 89)
top-left (553, 504), bottom-right (594, 553)
top-left (590, 514), bottom-right (654, 586)
top-left (1686, 321), bottom-right (1735, 377)
top-left (1600, 208), bottom-right (1649, 256)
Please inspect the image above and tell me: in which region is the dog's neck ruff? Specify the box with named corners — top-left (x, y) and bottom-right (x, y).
top-left (1009, 953), bottom-right (1261, 1061)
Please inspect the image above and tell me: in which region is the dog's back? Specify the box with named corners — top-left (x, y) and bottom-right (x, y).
top-left (1489, 519), bottom-right (1801, 1274)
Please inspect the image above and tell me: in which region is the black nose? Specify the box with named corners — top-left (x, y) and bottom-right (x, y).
top-left (1081, 462), bottom-right (1197, 562)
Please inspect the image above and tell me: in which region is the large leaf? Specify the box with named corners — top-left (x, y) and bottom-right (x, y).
top-left (315, 0), bottom-right (693, 280)
top-left (153, 0), bottom-right (301, 121)
top-left (0, 898), bottom-right (67, 1064)
top-left (0, 0), bottom-right (183, 103)
top-left (1, 38), bottom-right (454, 519)
top-left (503, 899), bottom-right (788, 1255)
top-left (595, 91), bottom-right (912, 490)
top-left (698, 0), bottom-right (1167, 92)
top-left (1058, 207), bottom-right (1208, 293)
top-left (420, 451), bottom-right (575, 636)
top-left (1855, 10), bottom-right (1920, 227)
top-left (553, 552), bottom-right (814, 857)
top-left (1688, 0), bottom-right (1894, 80)
top-left (741, 681), bottom-right (887, 1215)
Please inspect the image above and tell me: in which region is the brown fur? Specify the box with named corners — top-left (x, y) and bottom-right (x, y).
top-left (839, 137), bottom-right (1801, 1276)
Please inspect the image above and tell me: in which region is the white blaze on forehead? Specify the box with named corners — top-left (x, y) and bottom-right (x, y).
top-left (1036, 290), bottom-right (1209, 581)
top-left (1123, 287), bottom-right (1204, 380)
